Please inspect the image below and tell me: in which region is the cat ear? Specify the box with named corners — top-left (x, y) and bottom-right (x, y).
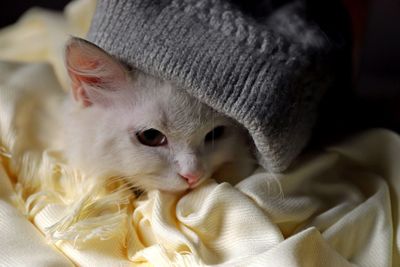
top-left (65, 37), bottom-right (129, 107)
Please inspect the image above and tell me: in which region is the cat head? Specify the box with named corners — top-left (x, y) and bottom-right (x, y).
top-left (64, 37), bottom-right (256, 192)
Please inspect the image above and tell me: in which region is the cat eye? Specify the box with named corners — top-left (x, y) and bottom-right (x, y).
top-left (205, 126), bottom-right (225, 142)
top-left (136, 129), bottom-right (167, 147)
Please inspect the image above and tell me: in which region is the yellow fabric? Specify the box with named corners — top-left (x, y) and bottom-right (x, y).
top-left (1, 1), bottom-right (399, 266)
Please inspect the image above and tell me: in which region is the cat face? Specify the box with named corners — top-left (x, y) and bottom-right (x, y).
top-left (63, 37), bottom-right (256, 192)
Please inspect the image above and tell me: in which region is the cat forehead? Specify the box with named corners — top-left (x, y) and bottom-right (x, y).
top-left (127, 76), bottom-right (228, 134)
top-left (148, 85), bottom-right (222, 130)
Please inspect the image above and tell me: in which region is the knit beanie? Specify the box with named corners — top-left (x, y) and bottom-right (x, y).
top-left (87, 0), bottom-right (346, 172)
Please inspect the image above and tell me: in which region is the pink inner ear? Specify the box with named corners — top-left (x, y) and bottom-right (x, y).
top-left (72, 83), bottom-right (92, 107)
top-left (67, 62), bottom-right (103, 107)
top-left (65, 37), bottom-right (128, 107)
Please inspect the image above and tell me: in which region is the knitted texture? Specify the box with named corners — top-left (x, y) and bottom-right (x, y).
top-left (87, 0), bottom-right (339, 172)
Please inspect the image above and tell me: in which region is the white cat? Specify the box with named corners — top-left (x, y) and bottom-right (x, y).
top-left (63, 37), bottom-right (256, 192)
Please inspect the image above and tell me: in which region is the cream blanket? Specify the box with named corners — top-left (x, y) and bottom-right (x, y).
top-left (1, 1), bottom-right (399, 266)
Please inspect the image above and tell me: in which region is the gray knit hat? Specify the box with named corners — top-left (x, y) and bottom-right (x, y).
top-left (87, 0), bottom-right (339, 172)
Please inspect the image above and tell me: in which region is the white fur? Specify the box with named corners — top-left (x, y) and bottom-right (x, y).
top-left (63, 38), bottom-right (256, 192)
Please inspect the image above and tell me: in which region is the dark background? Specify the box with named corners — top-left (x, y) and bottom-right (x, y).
top-left (0, 0), bottom-right (399, 145)
top-left (0, 1), bottom-right (71, 27)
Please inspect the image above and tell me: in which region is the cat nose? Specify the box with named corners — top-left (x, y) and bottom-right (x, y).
top-left (179, 172), bottom-right (203, 187)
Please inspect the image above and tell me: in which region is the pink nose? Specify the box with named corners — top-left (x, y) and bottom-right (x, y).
top-left (180, 172), bottom-right (201, 187)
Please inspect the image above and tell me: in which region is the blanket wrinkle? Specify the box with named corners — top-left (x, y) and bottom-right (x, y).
top-left (0, 1), bottom-right (399, 267)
